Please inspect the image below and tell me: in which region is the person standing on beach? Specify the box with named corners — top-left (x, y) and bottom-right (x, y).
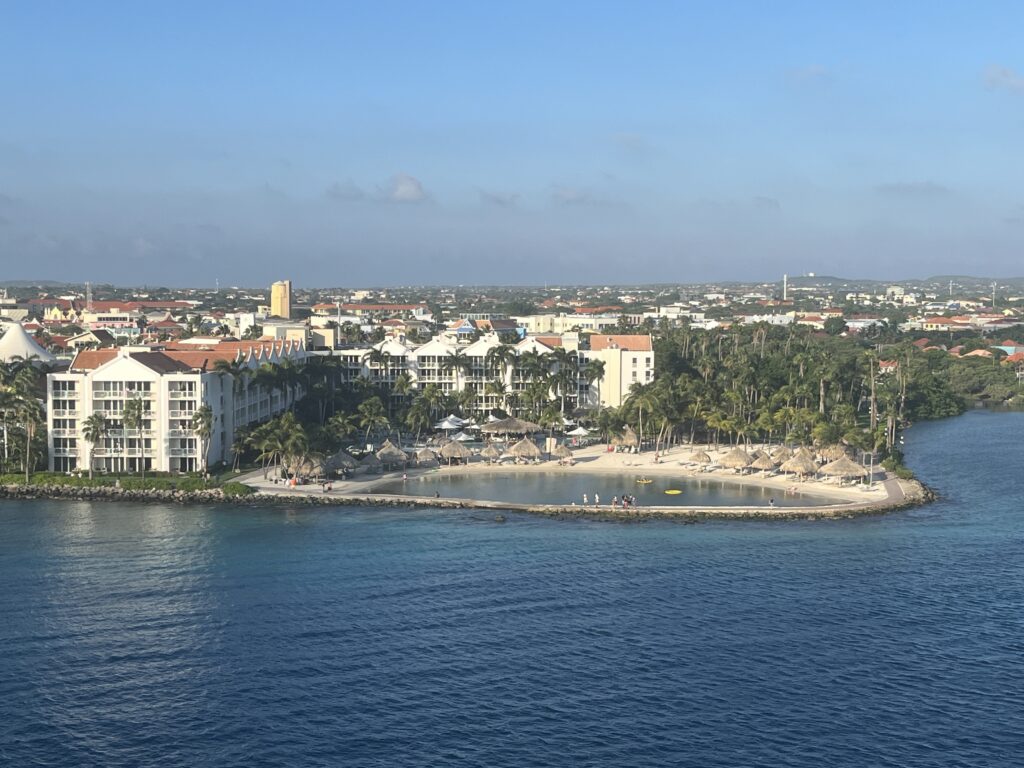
top-left (595, 493), bottom-right (600, 507)
top-left (583, 493), bottom-right (588, 505)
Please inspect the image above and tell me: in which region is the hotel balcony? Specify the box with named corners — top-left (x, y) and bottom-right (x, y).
top-left (52, 447), bottom-right (79, 457)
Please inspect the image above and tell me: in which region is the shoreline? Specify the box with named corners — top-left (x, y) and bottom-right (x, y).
top-left (1, 442), bottom-right (936, 521)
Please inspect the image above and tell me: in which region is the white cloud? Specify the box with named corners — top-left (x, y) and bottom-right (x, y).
top-left (385, 173), bottom-right (428, 203)
top-left (984, 65), bottom-right (1024, 93)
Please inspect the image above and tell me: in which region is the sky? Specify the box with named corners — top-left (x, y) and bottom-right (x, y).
top-left (2, 1), bottom-right (1024, 287)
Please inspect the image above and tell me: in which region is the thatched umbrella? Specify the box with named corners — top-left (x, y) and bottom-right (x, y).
top-left (794, 446), bottom-right (816, 462)
top-left (359, 452), bottom-right (382, 473)
top-left (751, 454), bottom-right (776, 472)
top-left (480, 444), bottom-right (501, 462)
top-left (719, 447), bottom-right (752, 469)
top-left (506, 437), bottom-right (542, 460)
top-left (439, 440), bottom-right (472, 464)
top-left (771, 445), bottom-right (794, 463)
top-left (610, 425), bottom-right (639, 447)
top-left (325, 448), bottom-right (358, 472)
top-left (479, 417), bottom-right (543, 436)
top-left (751, 449), bottom-right (772, 462)
top-left (415, 447), bottom-right (437, 465)
top-left (820, 455), bottom-right (868, 478)
top-left (819, 444), bottom-right (850, 462)
top-left (780, 455), bottom-right (818, 476)
top-left (376, 439), bottom-right (409, 468)
top-left (687, 450), bottom-right (712, 464)
top-left (553, 444), bottom-right (573, 459)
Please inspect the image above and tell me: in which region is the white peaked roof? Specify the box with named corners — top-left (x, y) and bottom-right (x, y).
top-left (567, 426), bottom-right (590, 436)
top-left (0, 323), bottom-right (56, 364)
top-left (434, 416), bottom-right (463, 430)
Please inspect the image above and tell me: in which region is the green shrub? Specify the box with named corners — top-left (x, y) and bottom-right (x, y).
top-left (221, 482), bottom-right (256, 498)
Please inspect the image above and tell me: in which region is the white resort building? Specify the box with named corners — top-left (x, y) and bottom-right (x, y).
top-left (328, 332), bottom-right (654, 414)
top-left (47, 340), bottom-right (306, 474)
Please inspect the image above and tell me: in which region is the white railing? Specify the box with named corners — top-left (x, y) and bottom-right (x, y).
top-left (167, 429), bottom-right (192, 437)
top-left (52, 390), bottom-right (78, 399)
top-left (168, 448), bottom-right (195, 457)
top-left (52, 409), bottom-right (78, 418)
top-left (167, 410), bottom-right (195, 419)
top-left (52, 447), bottom-right (78, 456)
top-left (50, 428), bottom-right (75, 437)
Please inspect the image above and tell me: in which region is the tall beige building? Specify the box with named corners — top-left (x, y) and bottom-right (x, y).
top-left (270, 280), bottom-right (292, 319)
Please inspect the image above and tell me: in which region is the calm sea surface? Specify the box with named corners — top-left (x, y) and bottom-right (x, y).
top-left (1, 411), bottom-right (1022, 767)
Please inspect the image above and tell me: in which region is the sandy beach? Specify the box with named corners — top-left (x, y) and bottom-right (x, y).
top-left (239, 442), bottom-right (923, 519)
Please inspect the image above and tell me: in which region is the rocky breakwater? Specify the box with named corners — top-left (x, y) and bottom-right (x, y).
top-left (1, 483), bottom-right (232, 505)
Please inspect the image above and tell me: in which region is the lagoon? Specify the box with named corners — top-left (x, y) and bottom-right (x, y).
top-left (374, 469), bottom-right (840, 507)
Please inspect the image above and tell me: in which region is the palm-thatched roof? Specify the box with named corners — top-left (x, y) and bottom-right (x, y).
top-left (479, 417), bottom-right (543, 435)
top-left (771, 445), bottom-right (794, 463)
top-left (439, 440), bottom-right (472, 460)
top-left (480, 444), bottom-right (501, 460)
top-left (359, 452), bottom-right (382, 468)
top-left (719, 447), bottom-right (752, 468)
top-left (751, 454), bottom-right (776, 471)
top-left (376, 440), bottom-right (410, 465)
top-left (610, 425), bottom-right (639, 447)
top-left (506, 437), bottom-right (542, 459)
top-left (415, 447), bottom-right (437, 463)
top-left (819, 444), bottom-right (850, 462)
top-left (751, 449), bottom-right (772, 461)
top-left (325, 448), bottom-right (358, 471)
top-left (819, 455), bottom-right (868, 477)
top-left (794, 446), bottom-right (816, 462)
top-left (780, 455), bottom-right (818, 475)
top-left (553, 444), bottom-right (573, 459)
top-left (687, 450), bottom-right (712, 464)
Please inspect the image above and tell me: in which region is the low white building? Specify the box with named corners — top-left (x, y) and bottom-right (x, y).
top-left (47, 340), bottom-right (306, 474)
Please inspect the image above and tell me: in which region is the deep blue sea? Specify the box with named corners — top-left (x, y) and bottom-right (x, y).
top-left (2, 410), bottom-right (1023, 767)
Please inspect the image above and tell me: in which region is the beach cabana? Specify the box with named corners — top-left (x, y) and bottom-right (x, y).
top-left (439, 440), bottom-right (472, 465)
top-left (819, 444), bottom-right (850, 462)
top-left (719, 447), bottom-right (752, 470)
top-left (610, 426), bottom-right (640, 448)
top-left (751, 454), bottom-right (776, 473)
top-left (480, 417), bottom-right (543, 436)
top-left (359, 452), bottom-right (383, 474)
top-left (819, 456), bottom-right (868, 479)
top-left (553, 444), bottom-right (573, 460)
top-left (686, 450), bottom-right (712, 465)
top-left (415, 447), bottom-right (438, 466)
top-left (505, 437), bottom-right (542, 461)
top-left (324, 448), bottom-right (358, 473)
top-left (771, 445), bottom-right (794, 463)
top-left (376, 440), bottom-right (409, 469)
top-left (794, 446), bottom-right (816, 463)
top-left (480, 444), bottom-right (501, 463)
top-left (780, 455), bottom-right (818, 477)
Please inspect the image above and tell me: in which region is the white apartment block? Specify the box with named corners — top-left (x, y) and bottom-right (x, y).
top-left (47, 341), bottom-right (306, 474)
top-left (327, 332), bottom-right (654, 415)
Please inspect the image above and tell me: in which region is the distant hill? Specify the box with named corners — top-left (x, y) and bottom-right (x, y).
top-left (0, 280), bottom-right (72, 288)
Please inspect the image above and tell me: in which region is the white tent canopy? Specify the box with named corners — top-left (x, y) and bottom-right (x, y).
top-left (434, 416), bottom-right (463, 431)
top-left (566, 426), bottom-right (590, 437)
top-left (0, 323), bottom-right (56, 365)
top-left (452, 431), bottom-right (475, 442)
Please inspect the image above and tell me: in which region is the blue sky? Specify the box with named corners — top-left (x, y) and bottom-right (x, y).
top-left (2, 1), bottom-right (1023, 286)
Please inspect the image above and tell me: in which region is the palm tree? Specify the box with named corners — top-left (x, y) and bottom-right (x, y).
top-left (484, 344), bottom-right (516, 380)
top-left (82, 411), bottom-right (108, 480)
top-left (440, 350), bottom-right (473, 391)
top-left (625, 383), bottom-right (660, 452)
top-left (581, 358), bottom-right (606, 408)
top-left (191, 405), bottom-right (214, 475)
top-left (357, 397), bottom-right (389, 443)
top-left (404, 397), bottom-right (432, 443)
top-left (122, 394), bottom-right (147, 477)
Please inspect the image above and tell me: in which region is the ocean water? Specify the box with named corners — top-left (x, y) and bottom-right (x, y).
top-left (374, 469), bottom-right (840, 506)
top-left (1, 410), bottom-right (1022, 767)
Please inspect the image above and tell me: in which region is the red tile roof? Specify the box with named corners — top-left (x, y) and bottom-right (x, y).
top-left (589, 335), bottom-right (652, 352)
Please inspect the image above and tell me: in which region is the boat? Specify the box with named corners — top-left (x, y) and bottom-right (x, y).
top-left (636, 477), bottom-right (653, 484)
top-left (664, 489), bottom-right (682, 495)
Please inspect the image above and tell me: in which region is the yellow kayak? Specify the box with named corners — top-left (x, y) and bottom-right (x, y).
top-left (664, 489), bottom-right (683, 495)
top-left (636, 478), bottom-right (653, 484)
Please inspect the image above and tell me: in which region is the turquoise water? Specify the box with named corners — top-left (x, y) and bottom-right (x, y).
top-left (1, 410), bottom-right (1022, 766)
top-left (375, 469), bottom-right (841, 506)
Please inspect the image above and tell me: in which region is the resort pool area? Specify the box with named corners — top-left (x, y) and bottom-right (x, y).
top-left (373, 470), bottom-right (843, 507)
